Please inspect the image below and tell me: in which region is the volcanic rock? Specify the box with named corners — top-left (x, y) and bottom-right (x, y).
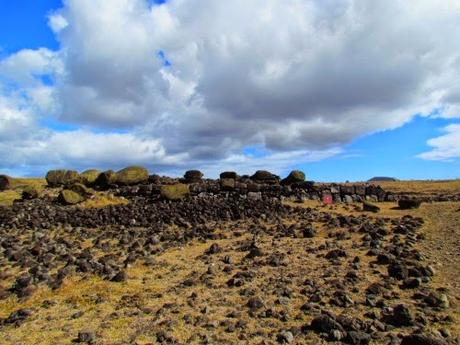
top-left (310, 314), bottom-right (344, 333)
top-left (46, 170), bottom-right (81, 187)
top-left (400, 334), bottom-right (448, 345)
top-left (0, 175), bottom-right (12, 191)
top-left (220, 178), bottom-right (236, 191)
top-left (399, 199), bottom-right (422, 210)
top-left (160, 183), bottom-right (190, 201)
top-left (80, 169), bottom-right (101, 186)
top-left (362, 201), bottom-right (380, 213)
top-left (114, 166), bottom-right (149, 185)
top-left (21, 185), bottom-right (39, 200)
top-left (281, 170), bottom-right (305, 185)
top-left (184, 170), bottom-right (203, 183)
top-left (58, 189), bottom-right (85, 205)
top-left (220, 171), bottom-right (238, 179)
top-left (93, 170), bottom-right (117, 189)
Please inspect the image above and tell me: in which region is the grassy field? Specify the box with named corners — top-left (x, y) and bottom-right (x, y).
top-left (375, 179), bottom-right (460, 195)
top-left (0, 178), bottom-right (46, 206)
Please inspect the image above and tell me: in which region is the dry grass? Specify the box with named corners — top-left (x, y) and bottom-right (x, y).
top-left (375, 179), bottom-right (460, 195)
top-left (0, 178), bottom-right (46, 206)
top-left (79, 193), bottom-right (129, 209)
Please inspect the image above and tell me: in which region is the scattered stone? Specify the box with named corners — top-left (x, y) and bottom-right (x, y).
top-left (21, 185), bottom-right (39, 200)
top-left (385, 304), bottom-right (414, 327)
top-left (111, 271), bottom-right (127, 282)
top-left (398, 198), bottom-right (422, 210)
top-left (77, 330), bottom-right (95, 343)
top-left (362, 200), bottom-right (380, 213)
top-left (310, 314), bottom-right (343, 333)
top-left (277, 330), bottom-right (294, 344)
top-left (400, 334), bottom-right (448, 345)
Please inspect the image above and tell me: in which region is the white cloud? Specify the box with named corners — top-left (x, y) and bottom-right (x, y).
top-left (418, 124), bottom-right (460, 161)
top-left (1, 0), bottom-right (460, 176)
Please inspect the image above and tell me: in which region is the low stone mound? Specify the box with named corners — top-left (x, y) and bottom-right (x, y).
top-left (399, 198), bottom-right (422, 210)
top-left (114, 166), bottom-right (149, 186)
top-left (183, 170), bottom-right (203, 183)
top-left (161, 183), bottom-right (190, 201)
top-left (0, 175), bottom-right (13, 191)
top-left (281, 170), bottom-right (305, 185)
top-left (46, 170), bottom-right (80, 187)
top-left (80, 169), bottom-right (101, 186)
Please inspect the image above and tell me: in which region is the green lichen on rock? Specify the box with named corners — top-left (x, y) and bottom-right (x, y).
top-left (69, 183), bottom-right (93, 197)
top-left (94, 170), bottom-right (117, 189)
top-left (362, 200), bottom-right (380, 213)
top-left (220, 178), bottom-right (236, 191)
top-left (114, 166), bottom-right (149, 186)
top-left (281, 170), bottom-right (306, 185)
top-left (80, 169), bottom-right (101, 186)
top-left (46, 170), bottom-right (81, 187)
top-left (160, 183), bottom-right (190, 201)
top-left (58, 189), bottom-right (85, 205)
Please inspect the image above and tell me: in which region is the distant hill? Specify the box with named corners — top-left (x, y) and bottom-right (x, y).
top-left (368, 176), bottom-right (398, 182)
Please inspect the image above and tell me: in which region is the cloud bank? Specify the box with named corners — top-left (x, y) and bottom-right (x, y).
top-left (1, 0), bottom-right (460, 176)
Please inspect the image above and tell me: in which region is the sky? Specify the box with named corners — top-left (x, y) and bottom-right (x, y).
top-left (0, 0), bottom-right (459, 181)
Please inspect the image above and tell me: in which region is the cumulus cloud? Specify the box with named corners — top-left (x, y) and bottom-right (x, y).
top-left (418, 124), bottom-right (460, 161)
top-left (1, 0), bottom-right (460, 176)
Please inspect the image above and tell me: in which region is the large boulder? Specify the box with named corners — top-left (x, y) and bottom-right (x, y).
top-left (69, 183), bottom-right (93, 197)
top-left (160, 183), bottom-right (190, 201)
top-left (114, 166), bottom-right (149, 186)
top-left (94, 170), bottom-right (117, 189)
top-left (58, 189), bottom-right (85, 205)
top-left (398, 198), bottom-right (422, 210)
top-left (250, 170), bottom-right (280, 184)
top-left (362, 200), bottom-right (380, 213)
top-left (401, 334), bottom-right (448, 345)
top-left (80, 169), bottom-right (101, 186)
top-left (0, 175), bottom-right (13, 191)
top-left (281, 170), bottom-right (305, 185)
top-left (220, 171), bottom-right (238, 179)
top-left (183, 170), bottom-right (203, 183)
top-left (46, 170), bottom-right (80, 187)
top-left (220, 178), bottom-right (236, 191)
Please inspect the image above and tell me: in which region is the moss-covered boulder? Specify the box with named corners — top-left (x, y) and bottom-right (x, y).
top-left (80, 169), bottom-right (101, 186)
top-left (46, 170), bottom-right (81, 187)
top-left (21, 185), bottom-right (40, 200)
top-left (362, 200), bottom-right (380, 213)
top-left (114, 166), bottom-right (149, 186)
top-left (94, 170), bottom-right (117, 190)
top-left (0, 175), bottom-right (13, 191)
top-left (220, 171), bottom-right (238, 179)
top-left (58, 189), bottom-right (85, 205)
top-left (160, 183), bottom-right (190, 201)
top-left (69, 183), bottom-right (93, 197)
top-left (220, 178), bottom-right (236, 191)
top-left (281, 170), bottom-right (306, 185)
top-left (250, 170), bottom-right (280, 184)
top-left (398, 199), bottom-right (422, 210)
top-left (184, 170), bottom-right (203, 183)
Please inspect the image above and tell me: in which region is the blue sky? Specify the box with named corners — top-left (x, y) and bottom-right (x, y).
top-left (0, 1), bottom-right (459, 181)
